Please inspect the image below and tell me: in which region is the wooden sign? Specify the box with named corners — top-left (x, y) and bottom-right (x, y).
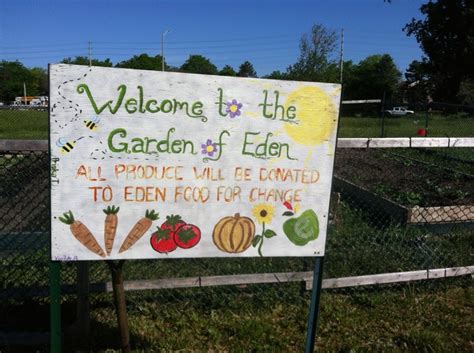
top-left (50, 64), bottom-right (341, 261)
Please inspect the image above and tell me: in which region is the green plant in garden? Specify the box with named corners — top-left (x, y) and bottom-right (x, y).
top-left (396, 191), bottom-right (423, 206)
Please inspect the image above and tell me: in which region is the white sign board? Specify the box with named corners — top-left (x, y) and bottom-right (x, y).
top-left (50, 64), bottom-right (341, 261)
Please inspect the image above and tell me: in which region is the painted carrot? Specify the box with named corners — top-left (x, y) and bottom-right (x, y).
top-left (58, 211), bottom-right (106, 258)
top-left (118, 210), bottom-right (159, 253)
top-left (103, 205), bottom-right (120, 256)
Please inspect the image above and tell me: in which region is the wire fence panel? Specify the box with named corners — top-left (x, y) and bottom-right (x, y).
top-left (0, 150), bottom-right (50, 350)
top-left (339, 101), bottom-right (474, 138)
top-left (0, 139), bottom-right (472, 351)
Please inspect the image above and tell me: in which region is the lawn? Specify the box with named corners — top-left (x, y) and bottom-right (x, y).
top-left (66, 279), bottom-right (473, 352)
top-left (0, 109), bottom-right (48, 139)
top-left (339, 114), bottom-right (474, 138)
top-left (0, 111), bottom-right (472, 352)
top-left (1, 110), bottom-right (474, 140)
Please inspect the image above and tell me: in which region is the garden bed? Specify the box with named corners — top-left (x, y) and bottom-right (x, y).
top-left (333, 149), bottom-right (474, 225)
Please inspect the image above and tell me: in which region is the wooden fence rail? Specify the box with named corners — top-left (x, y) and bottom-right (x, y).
top-left (1, 266), bottom-right (472, 299)
top-left (1, 138), bottom-right (474, 152)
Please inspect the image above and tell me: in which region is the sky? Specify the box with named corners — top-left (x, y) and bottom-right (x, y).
top-left (0, 0), bottom-right (426, 77)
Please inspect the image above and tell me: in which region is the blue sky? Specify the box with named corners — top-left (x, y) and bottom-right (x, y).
top-left (0, 0), bottom-right (425, 76)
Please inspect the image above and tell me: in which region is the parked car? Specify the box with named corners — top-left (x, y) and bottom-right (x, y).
top-left (384, 106), bottom-right (415, 116)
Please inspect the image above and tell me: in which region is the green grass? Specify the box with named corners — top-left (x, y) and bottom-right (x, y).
top-left (1, 110), bottom-right (474, 139)
top-left (0, 110), bottom-right (48, 139)
top-left (339, 114), bottom-right (474, 138)
top-left (54, 280), bottom-right (470, 352)
top-left (1, 202), bottom-right (472, 351)
top-left (0, 112), bottom-right (472, 352)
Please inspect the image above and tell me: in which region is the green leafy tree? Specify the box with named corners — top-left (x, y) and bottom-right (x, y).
top-left (0, 61), bottom-right (41, 103)
top-left (61, 56), bottom-right (113, 67)
top-left (180, 55), bottom-right (218, 75)
top-left (404, 0), bottom-right (474, 102)
top-left (286, 24), bottom-right (338, 82)
top-left (402, 59), bottom-right (432, 104)
top-left (237, 61), bottom-right (257, 77)
top-left (219, 65), bottom-right (237, 76)
top-left (263, 70), bottom-right (287, 80)
top-left (116, 53), bottom-right (168, 71)
top-left (457, 80), bottom-right (474, 105)
top-left (344, 54), bottom-right (401, 100)
top-left (30, 67), bottom-right (48, 96)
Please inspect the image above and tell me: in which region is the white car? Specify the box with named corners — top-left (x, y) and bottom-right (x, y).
top-left (384, 107), bottom-right (415, 116)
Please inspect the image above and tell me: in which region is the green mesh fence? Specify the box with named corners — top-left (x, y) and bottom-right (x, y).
top-left (0, 142), bottom-right (472, 352)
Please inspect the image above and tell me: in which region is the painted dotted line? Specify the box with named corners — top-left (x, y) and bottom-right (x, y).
top-left (90, 140), bottom-right (158, 161)
top-left (53, 67), bottom-right (158, 162)
top-left (52, 68), bottom-right (90, 129)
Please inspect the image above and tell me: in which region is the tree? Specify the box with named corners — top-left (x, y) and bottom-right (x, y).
top-left (457, 80), bottom-right (474, 105)
top-left (402, 59), bottom-right (432, 104)
top-left (219, 65), bottom-right (237, 76)
top-left (286, 24), bottom-right (338, 82)
top-left (30, 67), bottom-right (48, 96)
top-left (61, 56), bottom-right (113, 67)
top-left (0, 61), bottom-right (41, 103)
top-left (116, 54), bottom-right (167, 71)
top-left (263, 70), bottom-right (287, 80)
top-left (180, 55), bottom-right (218, 75)
top-left (344, 55), bottom-right (401, 100)
top-left (237, 61), bottom-right (257, 77)
top-left (404, 0), bottom-right (474, 102)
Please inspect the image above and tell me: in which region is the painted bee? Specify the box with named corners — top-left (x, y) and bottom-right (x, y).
top-left (56, 137), bottom-right (76, 154)
top-left (84, 116), bottom-right (100, 131)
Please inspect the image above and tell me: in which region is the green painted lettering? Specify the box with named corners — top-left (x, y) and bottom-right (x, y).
top-left (145, 99), bottom-right (160, 113)
top-left (258, 90), bottom-right (274, 119)
top-left (287, 105), bottom-right (296, 119)
top-left (192, 101), bottom-right (203, 116)
top-left (77, 84), bottom-right (126, 114)
top-left (242, 132), bottom-right (260, 156)
top-left (269, 142), bottom-right (281, 156)
top-left (125, 98), bottom-right (138, 113)
top-left (215, 88), bottom-right (227, 117)
top-left (171, 140), bottom-right (183, 153)
top-left (131, 138), bottom-right (145, 153)
top-left (138, 86), bottom-right (146, 113)
top-left (160, 100), bottom-right (173, 113)
top-left (108, 128), bottom-right (128, 152)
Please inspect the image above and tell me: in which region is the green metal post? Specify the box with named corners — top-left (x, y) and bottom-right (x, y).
top-left (304, 257), bottom-right (325, 353)
top-left (380, 91), bottom-right (386, 137)
top-left (50, 261), bottom-right (61, 353)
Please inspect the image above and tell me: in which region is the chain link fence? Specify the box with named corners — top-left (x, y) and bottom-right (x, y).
top-left (0, 109), bottom-right (472, 351)
top-left (339, 101), bottom-right (474, 138)
top-left (1, 146), bottom-right (471, 352)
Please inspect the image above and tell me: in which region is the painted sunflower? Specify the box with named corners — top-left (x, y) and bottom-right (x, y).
top-left (252, 203), bottom-right (275, 224)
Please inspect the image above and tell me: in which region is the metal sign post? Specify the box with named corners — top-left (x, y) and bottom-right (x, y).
top-left (304, 257), bottom-right (325, 353)
top-left (49, 65), bottom-right (342, 351)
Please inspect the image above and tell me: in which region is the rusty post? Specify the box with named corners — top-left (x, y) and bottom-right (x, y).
top-left (108, 260), bottom-right (131, 353)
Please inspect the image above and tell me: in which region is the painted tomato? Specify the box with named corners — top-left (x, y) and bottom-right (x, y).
top-left (160, 214), bottom-right (185, 232)
top-left (174, 224), bottom-right (201, 249)
top-left (150, 228), bottom-right (177, 253)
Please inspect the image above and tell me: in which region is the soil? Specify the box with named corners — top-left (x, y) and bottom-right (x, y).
top-left (334, 149), bottom-right (474, 207)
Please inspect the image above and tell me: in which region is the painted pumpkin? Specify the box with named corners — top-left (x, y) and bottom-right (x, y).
top-left (213, 213), bottom-right (255, 253)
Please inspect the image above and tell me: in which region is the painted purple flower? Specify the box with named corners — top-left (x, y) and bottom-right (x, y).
top-left (226, 99), bottom-right (243, 118)
top-left (201, 139), bottom-right (218, 157)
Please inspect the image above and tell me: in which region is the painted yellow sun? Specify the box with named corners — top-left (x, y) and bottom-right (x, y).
top-left (284, 86), bottom-right (338, 146)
